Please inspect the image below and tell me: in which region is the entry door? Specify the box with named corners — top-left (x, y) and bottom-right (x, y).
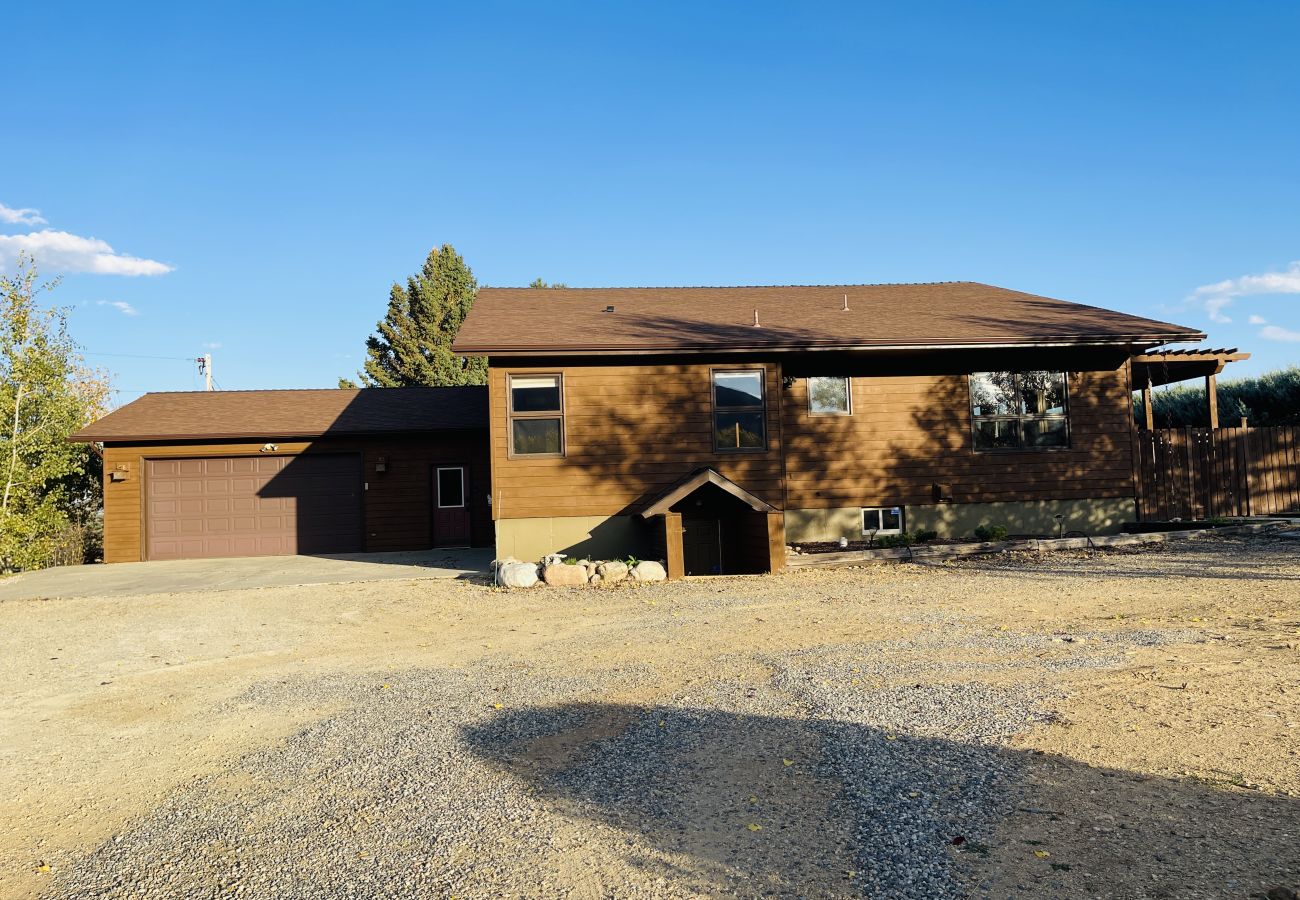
top-left (433, 466), bottom-right (471, 548)
top-left (682, 516), bottom-right (722, 575)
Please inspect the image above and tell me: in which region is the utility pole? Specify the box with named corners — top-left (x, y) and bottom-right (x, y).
top-left (197, 353), bottom-right (213, 391)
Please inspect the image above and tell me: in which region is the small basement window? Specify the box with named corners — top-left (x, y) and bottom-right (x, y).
top-left (808, 376), bottom-right (851, 415)
top-left (863, 506), bottom-right (904, 534)
top-left (509, 374), bottom-right (564, 456)
top-left (713, 369), bottom-right (766, 451)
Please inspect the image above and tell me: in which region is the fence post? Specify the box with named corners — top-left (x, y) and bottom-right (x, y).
top-left (1239, 420), bottom-right (1252, 517)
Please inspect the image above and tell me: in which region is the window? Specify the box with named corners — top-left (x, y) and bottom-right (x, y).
top-left (969, 371), bottom-right (1069, 450)
top-left (436, 467), bottom-right (464, 508)
top-left (808, 376), bottom-right (851, 415)
top-left (863, 507), bottom-right (904, 534)
top-left (713, 370), bottom-right (766, 451)
top-left (509, 374), bottom-right (564, 456)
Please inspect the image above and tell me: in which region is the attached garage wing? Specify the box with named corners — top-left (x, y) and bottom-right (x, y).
top-left (145, 455), bottom-right (362, 560)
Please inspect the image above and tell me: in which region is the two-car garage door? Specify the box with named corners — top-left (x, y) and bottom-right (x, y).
top-left (145, 455), bottom-right (362, 560)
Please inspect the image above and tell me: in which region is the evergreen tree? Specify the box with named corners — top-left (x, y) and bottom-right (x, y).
top-left (528, 278), bottom-right (568, 289)
top-left (353, 244), bottom-right (486, 387)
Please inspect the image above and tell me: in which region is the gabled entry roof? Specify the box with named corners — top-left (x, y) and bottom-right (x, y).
top-left (637, 468), bottom-right (777, 518)
top-left (454, 283), bottom-right (1205, 356)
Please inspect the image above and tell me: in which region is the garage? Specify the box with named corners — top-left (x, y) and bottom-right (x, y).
top-left (72, 387), bottom-right (493, 563)
top-left (145, 455), bottom-right (362, 560)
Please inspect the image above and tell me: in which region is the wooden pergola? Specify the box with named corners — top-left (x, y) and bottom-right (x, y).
top-left (1130, 348), bottom-right (1250, 430)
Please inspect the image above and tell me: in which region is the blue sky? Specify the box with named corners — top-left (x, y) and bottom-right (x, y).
top-left (4, 1), bottom-right (1298, 402)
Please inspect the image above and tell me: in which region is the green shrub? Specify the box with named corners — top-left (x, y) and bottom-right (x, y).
top-left (973, 524), bottom-right (1008, 542)
top-left (1137, 365), bottom-right (1300, 427)
top-left (875, 532), bottom-right (915, 549)
top-left (915, 529), bottom-right (939, 543)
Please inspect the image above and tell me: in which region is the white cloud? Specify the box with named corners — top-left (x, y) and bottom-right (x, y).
top-left (202, 341), bottom-right (222, 350)
top-left (1190, 260), bottom-right (1300, 323)
top-left (1260, 323), bottom-right (1300, 342)
top-left (1248, 314), bottom-right (1267, 325)
top-left (0, 203), bottom-right (46, 226)
top-left (0, 229), bottom-right (172, 276)
top-left (96, 300), bottom-right (140, 316)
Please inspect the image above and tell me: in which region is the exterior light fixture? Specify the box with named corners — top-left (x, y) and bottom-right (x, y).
top-left (375, 456), bottom-right (388, 473)
top-left (260, 443), bottom-right (279, 453)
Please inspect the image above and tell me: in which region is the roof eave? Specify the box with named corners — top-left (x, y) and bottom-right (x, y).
top-left (457, 333), bottom-right (1206, 357)
top-left (69, 425), bottom-right (487, 444)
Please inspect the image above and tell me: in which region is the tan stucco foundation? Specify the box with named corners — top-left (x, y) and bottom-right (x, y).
top-left (494, 515), bottom-right (649, 562)
top-left (785, 498), bottom-right (1136, 543)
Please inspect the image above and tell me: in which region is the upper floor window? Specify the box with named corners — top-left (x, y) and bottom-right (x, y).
top-left (713, 370), bottom-right (766, 451)
top-left (808, 376), bottom-right (852, 415)
top-left (509, 374), bottom-right (564, 456)
top-left (970, 371), bottom-right (1069, 450)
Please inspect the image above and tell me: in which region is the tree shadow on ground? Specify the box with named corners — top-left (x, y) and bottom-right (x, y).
top-left (937, 535), bottom-right (1300, 583)
top-left (462, 702), bottom-right (1300, 898)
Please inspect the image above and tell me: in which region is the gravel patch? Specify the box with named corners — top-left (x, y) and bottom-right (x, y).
top-left (24, 537), bottom-right (1279, 899)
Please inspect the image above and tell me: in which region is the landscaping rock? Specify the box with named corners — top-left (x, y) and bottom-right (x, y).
top-left (588, 573), bottom-right (602, 585)
top-left (629, 561), bottom-right (666, 582)
top-left (597, 560), bottom-right (629, 582)
top-left (497, 562), bottom-right (540, 589)
top-left (542, 563), bottom-right (587, 587)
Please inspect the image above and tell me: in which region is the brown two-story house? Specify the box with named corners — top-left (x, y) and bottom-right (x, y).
top-left (77, 281), bottom-right (1213, 574)
top-left (452, 282), bottom-right (1205, 576)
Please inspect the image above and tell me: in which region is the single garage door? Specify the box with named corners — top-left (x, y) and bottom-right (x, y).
top-left (145, 455), bottom-right (362, 560)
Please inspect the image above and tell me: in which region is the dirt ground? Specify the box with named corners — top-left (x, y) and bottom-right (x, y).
top-left (1, 533), bottom-right (1297, 898)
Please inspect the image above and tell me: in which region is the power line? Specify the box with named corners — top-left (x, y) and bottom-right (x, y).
top-left (85, 351), bottom-right (195, 362)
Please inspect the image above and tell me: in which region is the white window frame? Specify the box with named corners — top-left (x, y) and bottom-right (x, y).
top-left (862, 506), bottom-right (904, 535)
top-left (807, 376), bottom-right (852, 416)
top-left (436, 466), bottom-right (465, 508)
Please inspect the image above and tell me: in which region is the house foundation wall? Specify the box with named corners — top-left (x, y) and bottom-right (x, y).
top-left (785, 498), bottom-right (1136, 543)
top-left (494, 515), bottom-right (653, 562)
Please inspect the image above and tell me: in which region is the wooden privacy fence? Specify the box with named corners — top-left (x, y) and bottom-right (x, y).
top-left (1135, 425), bottom-right (1300, 521)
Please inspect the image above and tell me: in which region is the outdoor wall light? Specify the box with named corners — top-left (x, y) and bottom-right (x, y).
top-left (375, 456), bottom-right (388, 473)
top-left (109, 464), bottom-right (130, 482)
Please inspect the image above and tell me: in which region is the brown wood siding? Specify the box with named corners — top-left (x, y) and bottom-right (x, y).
top-left (781, 367), bottom-right (1135, 508)
top-left (489, 363), bottom-right (785, 519)
top-left (101, 432), bottom-right (490, 563)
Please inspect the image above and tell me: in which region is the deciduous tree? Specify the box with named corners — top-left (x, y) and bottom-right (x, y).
top-left (0, 255), bottom-right (111, 570)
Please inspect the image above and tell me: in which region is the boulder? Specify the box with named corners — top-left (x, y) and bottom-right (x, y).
top-left (597, 560), bottom-right (629, 582)
top-left (542, 563), bottom-right (588, 587)
top-left (497, 561), bottom-right (539, 589)
top-left (629, 560), bottom-right (667, 583)
top-left (588, 573), bottom-right (603, 585)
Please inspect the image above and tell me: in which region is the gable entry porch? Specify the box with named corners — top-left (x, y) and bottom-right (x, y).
top-left (638, 468), bottom-right (785, 579)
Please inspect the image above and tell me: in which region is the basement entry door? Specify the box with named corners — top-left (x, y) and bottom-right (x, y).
top-left (145, 455), bottom-right (363, 560)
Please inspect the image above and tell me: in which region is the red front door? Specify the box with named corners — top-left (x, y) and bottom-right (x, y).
top-left (433, 466), bottom-right (471, 548)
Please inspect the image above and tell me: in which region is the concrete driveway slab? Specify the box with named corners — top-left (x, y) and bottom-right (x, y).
top-left (0, 548), bottom-right (494, 601)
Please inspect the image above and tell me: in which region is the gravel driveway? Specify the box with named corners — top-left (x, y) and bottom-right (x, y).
top-left (3, 534), bottom-right (1298, 899)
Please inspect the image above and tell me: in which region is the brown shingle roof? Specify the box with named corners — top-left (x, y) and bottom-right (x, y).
top-left (71, 387), bottom-right (487, 443)
top-left (453, 282), bottom-right (1204, 355)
